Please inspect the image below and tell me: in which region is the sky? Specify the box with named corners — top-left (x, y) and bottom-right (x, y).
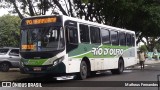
top-left (0, 8), bottom-right (9, 16)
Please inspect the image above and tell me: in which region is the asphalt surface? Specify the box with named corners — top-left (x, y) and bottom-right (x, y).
top-left (1, 60), bottom-right (160, 90)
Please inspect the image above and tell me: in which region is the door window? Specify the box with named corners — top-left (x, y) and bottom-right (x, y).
top-left (9, 49), bottom-right (19, 56)
top-left (66, 27), bottom-right (78, 44)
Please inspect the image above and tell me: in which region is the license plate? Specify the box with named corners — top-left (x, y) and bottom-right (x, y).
top-left (33, 67), bottom-right (41, 71)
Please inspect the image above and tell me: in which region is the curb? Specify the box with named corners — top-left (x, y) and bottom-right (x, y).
top-left (144, 60), bottom-right (160, 64)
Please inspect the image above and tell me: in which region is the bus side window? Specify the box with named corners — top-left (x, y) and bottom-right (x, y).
top-left (131, 34), bottom-right (135, 46)
top-left (126, 34), bottom-right (132, 46)
top-left (90, 26), bottom-right (101, 44)
top-left (79, 24), bottom-right (90, 43)
top-left (66, 26), bottom-right (78, 44)
top-left (101, 29), bottom-right (110, 44)
top-left (111, 30), bottom-right (118, 45)
top-left (119, 32), bottom-right (126, 46)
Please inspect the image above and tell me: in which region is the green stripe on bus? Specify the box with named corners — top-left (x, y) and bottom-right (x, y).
top-left (68, 43), bottom-right (100, 56)
top-left (69, 44), bottom-right (131, 58)
top-left (27, 59), bottom-right (48, 65)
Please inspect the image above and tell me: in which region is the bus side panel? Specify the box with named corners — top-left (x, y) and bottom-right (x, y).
top-left (103, 58), bottom-right (119, 70)
top-left (67, 57), bottom-right (81, 73)
top-left (122, 47), bottom-right (137, 67)
top-left (63, 54), bottom-right (69, 73)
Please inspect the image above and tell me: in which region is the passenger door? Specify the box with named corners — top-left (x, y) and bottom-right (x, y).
top-left (65, 26), bottom-right (79, 52)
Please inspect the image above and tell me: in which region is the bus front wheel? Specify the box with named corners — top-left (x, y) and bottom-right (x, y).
top-left (76, 61), bottom-right (88, 80)
top-left (111, 59), bottom-right (124, 74)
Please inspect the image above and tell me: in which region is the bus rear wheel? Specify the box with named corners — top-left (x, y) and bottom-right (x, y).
top-left (76, 61), bottom-right (88, 80)
top-left (111, 59), bottom-right (124, 74)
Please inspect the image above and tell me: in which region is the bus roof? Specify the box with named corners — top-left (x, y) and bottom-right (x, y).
top-left (62, 15), bottom-right (135, 34)
top-left (21, 15), bottom-right (135, 34)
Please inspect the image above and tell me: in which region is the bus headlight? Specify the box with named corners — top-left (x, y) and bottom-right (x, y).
top-left (53, 56), bottom-right (64, 66)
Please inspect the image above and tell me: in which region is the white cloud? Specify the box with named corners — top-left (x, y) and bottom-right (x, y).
top-left (0, 8), bottom-right (9, 16)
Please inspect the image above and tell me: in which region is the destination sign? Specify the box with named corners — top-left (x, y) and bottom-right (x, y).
top-left (22, 45), bottom-right (35, 50)
top-left (25, 17), bottom-right (57, 25)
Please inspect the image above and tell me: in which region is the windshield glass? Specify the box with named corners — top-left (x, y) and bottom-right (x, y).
top-left (21, 27), bottom-right (64, 51)
top-left (0, 49), bottom-right (9, 55)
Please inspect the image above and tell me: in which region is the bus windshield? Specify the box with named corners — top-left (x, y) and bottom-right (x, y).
top-left (21, 26), bottom-right (64, 52)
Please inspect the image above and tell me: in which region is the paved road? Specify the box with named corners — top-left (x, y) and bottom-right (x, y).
top-left (1, 62), bottom-right (160, 90)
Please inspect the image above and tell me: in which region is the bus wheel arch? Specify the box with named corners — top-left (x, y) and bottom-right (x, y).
top-left (82, 57), bottom-right (91, 76)
top-left (76, 57), bottom-right (91, 80)
top-left (111, 57), bottom-right (124, 74)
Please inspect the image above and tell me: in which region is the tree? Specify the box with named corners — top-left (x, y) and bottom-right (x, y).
top-left (139, 45), bottom-right (148, 52)
top-left (1, 0), bottom-right (160, 51)
top-left (0, 0), bottom-right (75, 19)
top-left (76, 0), bottom-right (160, 51)
top-left (0, 15), bottom-right (20, 47)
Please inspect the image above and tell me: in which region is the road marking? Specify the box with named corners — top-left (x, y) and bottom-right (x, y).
top-left (145, 65), bottom-right (148, 66)
top-left (56, 76), bottom-right (74, 80)
top-left (124, 70), bottom-right (132, 72)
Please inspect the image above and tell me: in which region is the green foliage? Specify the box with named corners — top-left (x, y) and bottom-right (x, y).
top-left (155, 43), bottom-right (160, 52)
top-left (80, 0), bottom-right (160, 50)
top-left (74, 0), bottom-right (160, 39)
top-left (1, 0), bottom-right (160, 49)
top-left (81, 0), bottom-right (89, 3)
top-left (0, 15), bottom-right (20, 47)
top-left (139, 45), bottom-right (148, 52)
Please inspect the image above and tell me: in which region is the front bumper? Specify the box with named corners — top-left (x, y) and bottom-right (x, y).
top-left (20, 62), bottom-right (66, 74)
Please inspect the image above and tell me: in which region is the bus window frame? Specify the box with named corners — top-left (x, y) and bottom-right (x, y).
top-left (119, 32), bottom-right (126, 46)
top-left (110, 30), bottom-right (119, 45)
top-left (131, 34), bottom-right (135, 46)
top-left (79, 24), bottom-right (90, 43)
top-left (100, 28), bottom-right (111, 45)
top-left (89, 26), bottom-right (101, 45)
top-left (65, 26), bottom-right (79, 45)
top-left (126, 33), bottom-right (132, 46)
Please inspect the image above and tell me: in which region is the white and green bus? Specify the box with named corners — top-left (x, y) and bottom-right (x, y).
top-left (19, 15), bottom-right (137, 80)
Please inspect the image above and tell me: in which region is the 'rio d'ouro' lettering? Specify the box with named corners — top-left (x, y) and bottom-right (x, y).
top-left (92, 48), bottom-right (124, 56)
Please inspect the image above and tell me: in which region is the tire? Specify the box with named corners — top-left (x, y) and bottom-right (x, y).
top-left (0, 62), bottom-right (10, 72)
top-left (111, 59), bottom-right (124, 74)
top-left (20, 68), bottom-right (26, 74)
top-left (90, 71), bottom-right (97, 76)
top-left (76, 61), bottom-right (88, 80)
